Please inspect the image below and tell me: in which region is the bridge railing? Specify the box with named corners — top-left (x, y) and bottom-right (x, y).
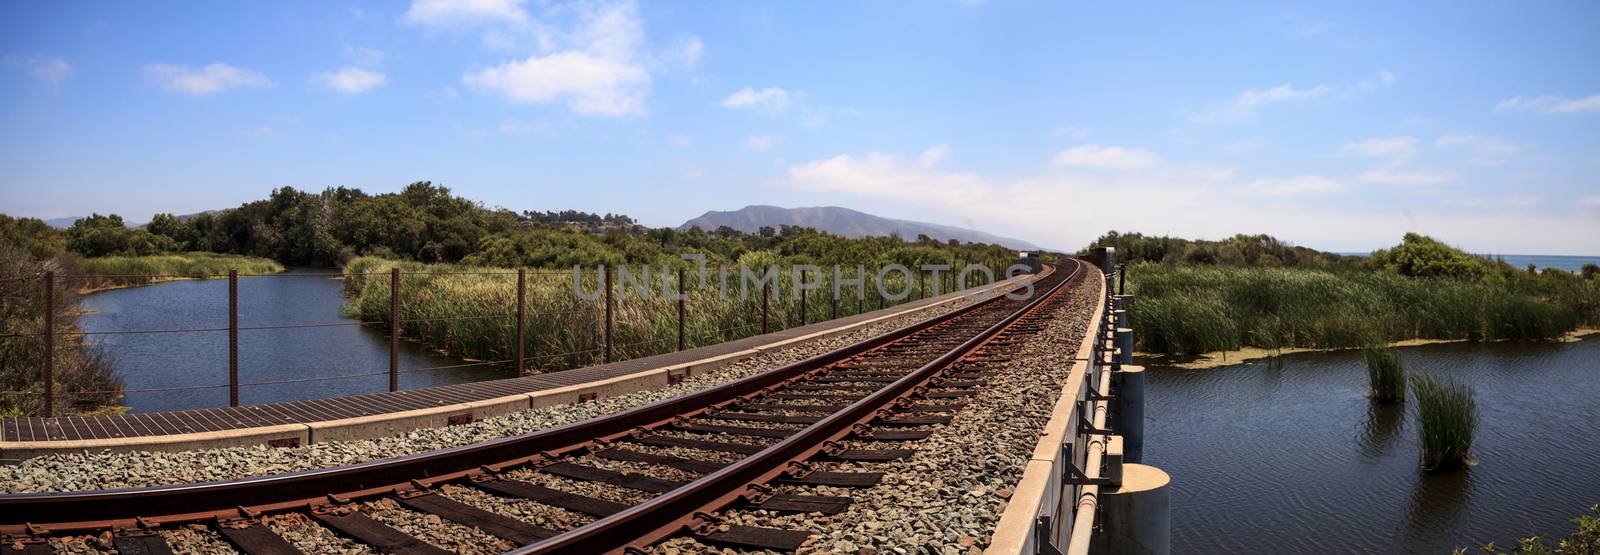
top-left (989, 255), bottom-right (1165, 555)
top-left (0, 263), bottom-right (1014, 417)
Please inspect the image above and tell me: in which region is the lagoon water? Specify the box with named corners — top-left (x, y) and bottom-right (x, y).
top-left (1145, 338), bottom-right (1600, 553)
top-left (79, 272), bottom-right (512, 412)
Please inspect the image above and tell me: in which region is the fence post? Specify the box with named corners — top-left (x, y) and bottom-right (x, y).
top-left (677, 267), bottom-right (686, 352)
top-left (799, 269), bottom-right (807, 326)
top-left (390, 267), bottom-right (400, 392)
top-left (42, 271), bottom-right (54, 417)
top-left (761, 283), bottom-right (770, 334)
top-left (831, 287), bottom-right (838, 321)
top-left (604, 267), bottom-right (614, 364)
top-left (229, 269), bottom-right (239, 407)
top-left (516, 269), bottom-right (526, 375)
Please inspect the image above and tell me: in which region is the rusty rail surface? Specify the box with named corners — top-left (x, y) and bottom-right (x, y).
top-left (0, 261), bottom-right (1085, 555)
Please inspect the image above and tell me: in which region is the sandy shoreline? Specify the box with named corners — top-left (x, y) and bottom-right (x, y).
top-left (1136, 328), bottom-right (1600, 370)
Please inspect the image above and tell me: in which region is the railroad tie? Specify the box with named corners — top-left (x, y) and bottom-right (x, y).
top-left (215, 521), bottom-right (304, 555)
top-left (311, 510), bottom-right (451, 555)
top-left (398, 492), bottom-right (558, 544)
top-left (822, 448), bottom-right (916, 461)
top-left (629, 434), bottom-right (766, 455)
top-left (777, 470), bottom-right (885, 487)
top-left (593, 447), bottom-right (724, 474)
top-left (111, 533), bottom-right (177, 555)
top-left (538, 461), bottom-right (686, 494)
top-left (473, 479), bottom-right (629, 518)
top-left (677, 422), bottom-right (796, 439)
top-left (693, 524), bottom-right (811, 552)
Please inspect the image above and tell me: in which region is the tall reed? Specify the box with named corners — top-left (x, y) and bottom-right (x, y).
top-left (341, 257), bottom-right (972, 374)
top-left (75, 252), bottom-right (283, 290)
top-left (1129, 263), bottom-right (1582, 355)
top-left (1409, 374), bottom-right (1477, 471)
top-left (1363, 344), bottom-right (1406, 403)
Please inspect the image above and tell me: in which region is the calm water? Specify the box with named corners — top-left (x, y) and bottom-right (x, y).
top-left (1481, 254), bottom-right (1600, 273)
top-left (1145, 338), bottom-right (1600, 553)
top-left (80, 272), bottom-right (513, 412)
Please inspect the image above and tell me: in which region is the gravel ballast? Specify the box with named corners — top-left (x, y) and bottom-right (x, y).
top-left (657, 272), bottom-right (1097, 554)
top-left (0, 299), bottom-right (971, 494)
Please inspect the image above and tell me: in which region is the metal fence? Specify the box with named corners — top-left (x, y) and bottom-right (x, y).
top-left (1, 264), bottom-right (1011, 416)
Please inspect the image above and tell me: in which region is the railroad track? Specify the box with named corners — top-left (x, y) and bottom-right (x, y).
top-left (0, 260), bottom-right (1086, 555)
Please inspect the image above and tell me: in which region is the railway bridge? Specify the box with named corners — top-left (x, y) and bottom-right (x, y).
top-left (0, 252), bottom-right (1166, 554)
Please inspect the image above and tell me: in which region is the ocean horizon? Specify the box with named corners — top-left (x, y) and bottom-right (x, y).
top-left (1338, 252), bottom-right (1600, 273)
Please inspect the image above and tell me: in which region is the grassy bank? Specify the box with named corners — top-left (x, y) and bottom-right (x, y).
top-left (74, 252), bottom-right (283, 291)
top-left (1128, 263), bottom-right (1594, 356)
top-left (342, 257), bottom-right (974, 372)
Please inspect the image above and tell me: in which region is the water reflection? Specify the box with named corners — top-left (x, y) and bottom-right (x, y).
top-left (80, 273), bottom-right (509, 412)
top-left (1144, 338), bottom-right (1600, 553)
top-left (1404, 468), bottom-right (1473, 543)
top-left (1357, 402), bottom-right (1405, 459)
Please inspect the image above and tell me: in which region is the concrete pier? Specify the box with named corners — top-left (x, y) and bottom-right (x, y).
top-left (1111, 365), bottom-right (1145, 464)
top-left (1092, 463), bottom-right (1172, 555)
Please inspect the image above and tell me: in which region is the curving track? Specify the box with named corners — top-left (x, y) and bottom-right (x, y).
top-left (0, 260), bottom-right (1087, 555)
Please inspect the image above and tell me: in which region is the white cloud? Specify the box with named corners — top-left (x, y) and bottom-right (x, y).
top-left (314, 66), bottom-right (387, 94)
top-left (1245, 175), bottom-right (1344, 196)
top-left (682, 166), bottom-right (706, 181)
top-left (1434, 134), bottom-right (1526, 166)
top-left (1495, 94), bottom-right (1600, 114)
top-left (1188, 83), bottom-right (1330, 124)
top-left (771, 147), bottom-right (1600, 255)
top-left (1340, 136), bottom-right (1417, 165)
top-left (778, 151), bottom-right (993, 207)
top-left (466, 53), bottom-right (648, 115)
top-left (745, 134), bottom-right (779, 150)
top-left (403, 0), bottom-right (529, 29)
top-left (144, 63), bottom-right (273, 95)
top-left (1052, 144), bottom-right (1159, 169)
top-left (462, 2), bottom-right (649, 116)
top-left (1581, 195), bottom-right (1600, 209)
top-left (665, 133), bottom-right (691, 147)
top-left (719, 86), bottom-right (792, 113)
top-left (3, 54), bottom-right (72, 85)
top-left (918, 145), bottom-right (952, 168)
top-left (1356, 168), bottom-right (1455, 186)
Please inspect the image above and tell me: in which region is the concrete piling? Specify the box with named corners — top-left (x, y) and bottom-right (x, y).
top-left (1111, 364), bottom-right (1145, 464)
top-left (1092, 463), bottom-right (1171, 555)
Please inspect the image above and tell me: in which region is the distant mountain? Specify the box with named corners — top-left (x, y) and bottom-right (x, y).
top-left (680, 205), bottom-right (1042, 250)
top-left (41, 210), bottom-right (222, 229)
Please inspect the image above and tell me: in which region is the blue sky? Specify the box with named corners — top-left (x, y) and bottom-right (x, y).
top-left (2, 1), bottom-right (1598, 254)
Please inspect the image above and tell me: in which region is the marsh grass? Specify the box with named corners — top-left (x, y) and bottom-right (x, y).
top-left (75, 253), bottom-right (283, 291)
top-left (342, 257), bottom-right (956, 373)
top-left (1364, 344), bottom-right (1406, 403)
top-left (1129, 264), bottom-right (1583, 355)
top-left (1410, 373), bottom-right (1477, 472)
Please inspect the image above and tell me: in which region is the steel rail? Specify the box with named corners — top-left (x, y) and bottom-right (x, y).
top-left (510, 259), bottom-right (1082, 554)
top-left (0, 264), bottom-right (1066, 538)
